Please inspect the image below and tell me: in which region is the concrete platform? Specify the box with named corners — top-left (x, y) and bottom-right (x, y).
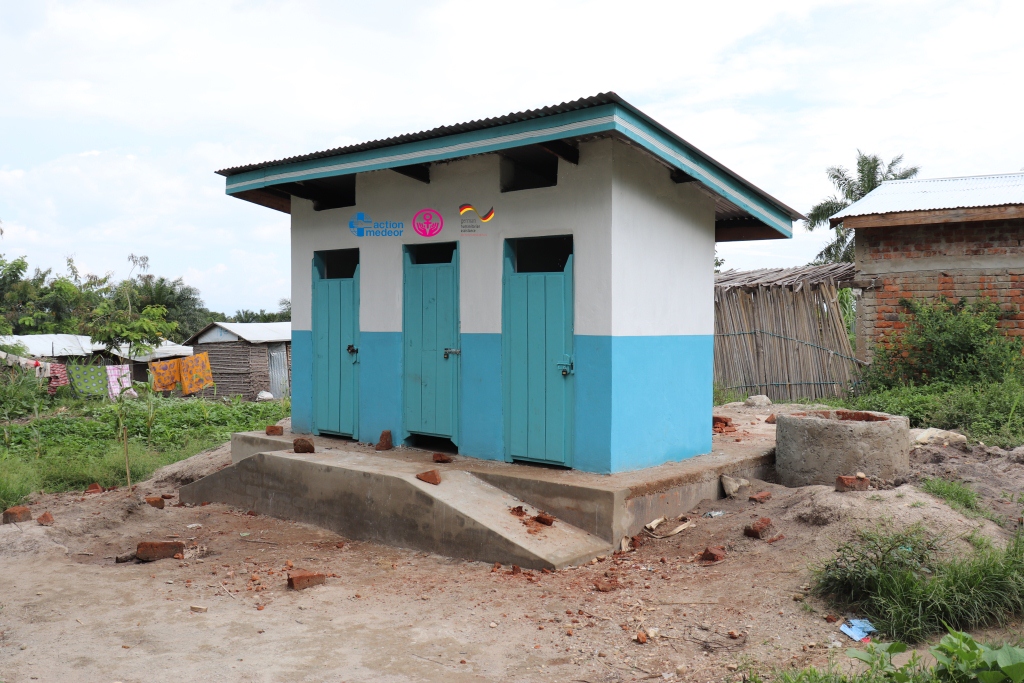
top-left (182, 417), bottom-right (776, 568)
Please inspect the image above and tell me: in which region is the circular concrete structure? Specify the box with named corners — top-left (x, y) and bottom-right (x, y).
top-left (775, 410), bottom-right (910, 487)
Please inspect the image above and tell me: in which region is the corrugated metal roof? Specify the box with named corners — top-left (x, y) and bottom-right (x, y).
top-left (216, 94), bottom-right (625, 177)
top-left (833, 172), bottom-right (1024, 219)
top-left (215, 92), bottom-right (804, 223)
top-left (0, 334), bottom-right (105, 358)
top-left (185, 322), bottom-right (291, 346)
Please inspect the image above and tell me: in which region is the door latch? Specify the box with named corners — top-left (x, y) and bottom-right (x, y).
top-left (346, 344), bottom-right (358, 354)
top-left (556, 355), bottom-right (574, 376)
top-left (443, 348), bottom-right (461, 359)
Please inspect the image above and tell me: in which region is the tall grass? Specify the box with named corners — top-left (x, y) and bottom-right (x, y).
top-left (0, 394), bottom-right (289, 509)
top-left (814, 525), bottom-right (1024, 643)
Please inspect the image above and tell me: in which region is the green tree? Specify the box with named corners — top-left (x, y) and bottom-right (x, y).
top-left (87, 302), bottom-right (179, 361)
top-left (134, 274), bottom-right (225, 341)
top-left (805, 151), bottom-right (920, 263)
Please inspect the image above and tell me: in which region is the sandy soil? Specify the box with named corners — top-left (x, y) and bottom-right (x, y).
top-left (1, 409), bottom-right (1021, 683)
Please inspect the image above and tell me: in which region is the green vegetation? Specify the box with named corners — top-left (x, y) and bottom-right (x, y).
top-left (763, 631), bottom-right (1024, 683)
top-left (714, 383), bottom-right (748, 406)
top-left (813, 525), bottom-right (1024, 643)
top-left (0, 252), bottom-right (288, 340)
top-left (0, 390), bottom-right (288, 510)
top-left (804, 151), bottom-right (919, 264)
top-left (826, 296), bottom-right (1024, 449)
top-left (866, 298), bottom-right (1023, 390)
top-left (919, 478), bottom-right (982, 515)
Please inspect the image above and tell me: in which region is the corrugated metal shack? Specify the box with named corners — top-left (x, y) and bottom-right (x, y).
top-left (183, 322), bottom-right (291, 400)
top-left (714, 264), bottom-right (861, 402)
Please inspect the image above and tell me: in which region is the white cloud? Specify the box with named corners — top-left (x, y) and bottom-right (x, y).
top-left (0, 0), bottom-right (1021, 300)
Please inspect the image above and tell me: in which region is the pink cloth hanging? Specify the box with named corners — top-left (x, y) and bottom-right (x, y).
top-left (106, 364), bottom-right (138, 400)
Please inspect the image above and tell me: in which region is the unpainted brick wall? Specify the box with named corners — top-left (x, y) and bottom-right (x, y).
top-left (854, 219), bottom-right (1024, 361)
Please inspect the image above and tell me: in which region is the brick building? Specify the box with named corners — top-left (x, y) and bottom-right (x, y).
top-left (831, 173), bottom-right (1024, 361)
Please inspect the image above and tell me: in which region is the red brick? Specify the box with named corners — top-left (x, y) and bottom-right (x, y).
top-left (744, 517), bottom-right (773, 539)
top-left (375, 430), bottom-right (393, 451)
top-left (534, 512), bottom-right (555, 526)
top-left (265, 425), bottom-right (284, 436)
top-left (36, 511), bottom-right (54, 526)
top-left (432, 452), bottom-right (454, 464)
top-left (136, 541), bottom-right (185, 562)
top-left (287, 570), bottom-right (326, 590)
top-left (145, 496), bottom-right (165, 509)
top-left (765, 414), bottom-right (776, 424)
top-left (85, 483), bottom-right (104, 494)
top-left (3, 506), bottom-right (32, 524)
top-left (416, 469), bottom-right (442, 485)
top-left (835, 475), bottom-right (869, 492)
top-left (749, 491), bottom-right (772, 504)
top-left (293, 437), bottom-right (315, 453)
top-left (701, 546), bottom-right (726, 562)
top-left (161, 494), bottom-right (174, 500)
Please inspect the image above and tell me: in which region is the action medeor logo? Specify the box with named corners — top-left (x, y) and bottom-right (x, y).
top-left (349, 212), bottom-right (404, 237)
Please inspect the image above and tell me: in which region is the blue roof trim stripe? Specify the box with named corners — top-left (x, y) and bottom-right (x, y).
top-left (224, 102), bottom-right (796, 236)
top-left (609, 109), bottom-right (793, 236)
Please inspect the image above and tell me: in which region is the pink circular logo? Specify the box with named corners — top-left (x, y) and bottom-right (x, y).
top-left (412, 208), bottom-right (444, 237)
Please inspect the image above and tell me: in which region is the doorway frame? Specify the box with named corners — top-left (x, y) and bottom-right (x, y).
top-left (401, 241), bottom-right (461, 447)
top-left (500, 238), bottom-right (575, 467)
top-left (311, 251), bottom-right (360, 439)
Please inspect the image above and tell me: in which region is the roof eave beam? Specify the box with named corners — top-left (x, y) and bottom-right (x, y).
top-left (715, 217), bottom-right (787, 242)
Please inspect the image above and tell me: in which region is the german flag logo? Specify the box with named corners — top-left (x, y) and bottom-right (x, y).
top-left (459, 204), bottom-right (495, 222)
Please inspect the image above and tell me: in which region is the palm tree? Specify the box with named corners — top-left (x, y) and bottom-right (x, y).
top-left (805, 151), bottom-right (920, 263)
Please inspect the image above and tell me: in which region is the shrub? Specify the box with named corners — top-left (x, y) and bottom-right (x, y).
top-left (831, 377), bottom-right (1024, 448)
top-left (813, 525), bottom-right (1024, 643)
top-left (867, 297), bottom-right (1023, 390)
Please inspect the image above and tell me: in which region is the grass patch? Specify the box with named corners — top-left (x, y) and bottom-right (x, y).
top-left (919, 477), bottom-right (980, 513)
top-left (714, 383), bottom-right (748, 406)
top-left (813, 524), bottom-right (1024, 643)
top-left (919, 477), bottom-right (1004, 524)
top-left (0, 394), bottom-right (289, 509)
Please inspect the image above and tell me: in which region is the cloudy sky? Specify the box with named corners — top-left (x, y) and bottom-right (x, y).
top-left (1, 1), bottom-right (1021, 313)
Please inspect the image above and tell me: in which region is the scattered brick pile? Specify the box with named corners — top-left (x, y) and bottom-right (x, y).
top-left (712, 415), bottom-right (737, 434)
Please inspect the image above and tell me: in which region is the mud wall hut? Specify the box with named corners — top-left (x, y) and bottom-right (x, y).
top-left (183, 322), bottom-right (291, 400)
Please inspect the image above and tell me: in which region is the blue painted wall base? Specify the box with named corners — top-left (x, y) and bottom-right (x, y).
top-left (292, 330), bottom-right (711, 474)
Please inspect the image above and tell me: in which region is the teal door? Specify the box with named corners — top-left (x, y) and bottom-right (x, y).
top-left (403, 244), bottom-right (460, 443)
top-left (503, 244), bottom-right (574, 465)
top-left (312, 254), bottom-right (359, 437)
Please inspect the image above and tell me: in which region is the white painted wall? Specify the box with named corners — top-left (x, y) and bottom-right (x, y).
top-left (290, 136), bottom-right (715, 338)
top-left (610, 142), bottom-right (716, 337)
top-left (291, 138), bottom-right (614, 335)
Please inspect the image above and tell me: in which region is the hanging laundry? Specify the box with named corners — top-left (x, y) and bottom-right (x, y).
top-left (48, 363), bottom-right (69, 395)
top-left (179, 351), bottom-right (214, 396)
top-left (149, 357), bottom-right (182, 392)
top-left (35, 361), bottom-right (51, 379)
top-left (106, 364), bottom-right (138, 400)
top-left (68, 365), bottom-right (108, 399)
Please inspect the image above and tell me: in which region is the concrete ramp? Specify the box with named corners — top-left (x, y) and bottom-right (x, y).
top-left (180, 450), bottom-right (611, 569)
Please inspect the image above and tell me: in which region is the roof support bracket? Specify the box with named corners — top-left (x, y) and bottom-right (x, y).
top-left (539, 140), bottom-right (579, 165)
top-left (670, 168), bottom-right (698, 183)
top-left (392, 163), bottom-right (430, 184)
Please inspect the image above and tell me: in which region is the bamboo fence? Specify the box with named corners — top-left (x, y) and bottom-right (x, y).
top-left (714, 264), bottom-right (862, 402)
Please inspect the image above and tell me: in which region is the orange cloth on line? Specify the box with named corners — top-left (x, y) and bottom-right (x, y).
top-left (149, 358), bottom-right (182, 392)
top-left (179, 352), bottom-right (214, 396)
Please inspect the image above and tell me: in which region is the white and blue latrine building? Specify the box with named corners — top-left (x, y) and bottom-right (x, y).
top-left (217, 94), bottom-right (799, 474)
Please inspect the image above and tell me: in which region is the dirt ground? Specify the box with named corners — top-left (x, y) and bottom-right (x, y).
top-left (1, 406), bottom-right (1022, 683)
